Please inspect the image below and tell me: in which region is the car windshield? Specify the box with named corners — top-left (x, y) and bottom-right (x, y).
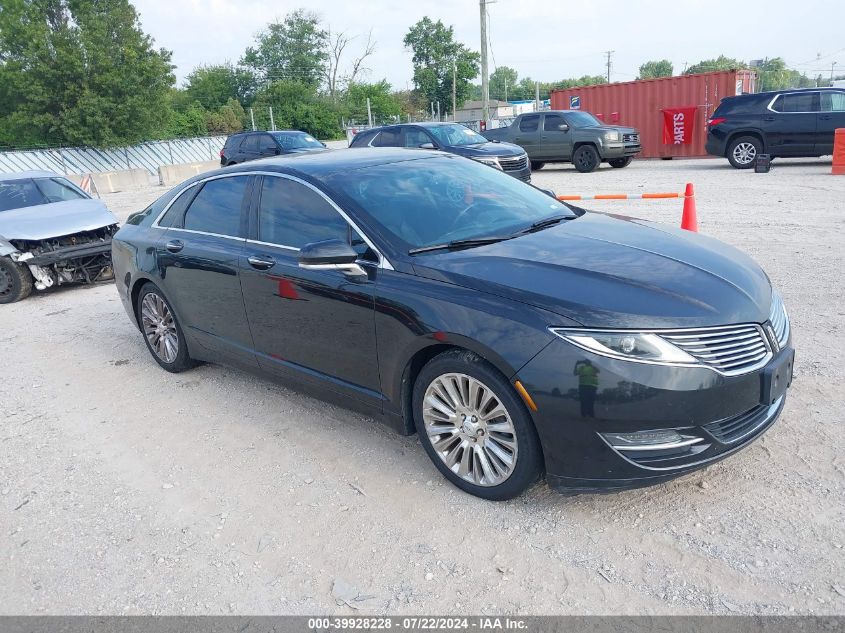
top-left (565, 112), bottom-right (603, 127)
top-left (427, 124), bottom-right (489, 147)
top-left (272, 132), bottom-right (323, 149)
top-left (326, 155), bottom-right (576, 250)
top-left (0, 177), bottom-right (86, 212)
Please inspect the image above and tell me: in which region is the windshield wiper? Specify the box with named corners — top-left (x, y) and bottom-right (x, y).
top-left (408, 235), bottom-right (513, 255)
top-left (517, 214), bottom-right (574, 235)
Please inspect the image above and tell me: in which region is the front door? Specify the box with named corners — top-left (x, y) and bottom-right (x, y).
top-left (818, 91), bottom-right (845, 155)
top-left (538, 112), bottom-right (573, 160)
top-left (766, 92), bottom-right (819, 156)
top-left (239, 174), bottom-right (381, 403)
top-left (155, 174), bottom-right (257, 367)
top-left (513, 114), bottom-right (542, 158)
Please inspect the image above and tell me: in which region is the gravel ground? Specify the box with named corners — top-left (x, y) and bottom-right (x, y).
top-left (1, 157), bottom-right (843, 616)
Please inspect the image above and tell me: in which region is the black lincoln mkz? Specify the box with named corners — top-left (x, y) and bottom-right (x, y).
top-left (113, 149), bottom-right (793, 500)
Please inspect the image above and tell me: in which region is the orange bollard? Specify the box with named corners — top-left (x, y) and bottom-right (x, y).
top-left (680, 183), bottom-right (698, 232)
top-left (833, 129), bottom-right (845, 175)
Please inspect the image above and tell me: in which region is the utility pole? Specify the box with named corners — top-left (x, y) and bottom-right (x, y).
top-left (269, 106), bottom-right (275, 131)
top-left (452, 62), bottom-right (457, 122)
top-left (480, 0), bottom-right (490, 124)
top-left (436, 101), bottom-right (441, 122)
top-left (366, 98), bottom-right (373, 127)
top-left (832, 61), bottom-right (838, 86)
top-left (604, 50), bottom-right (614, 83)
top-left (504, 77), bottom-right (508, 102)
top-left (249, 108), bottom-right (256, 131)
top-left (535, 81), bottom-right (540, 111)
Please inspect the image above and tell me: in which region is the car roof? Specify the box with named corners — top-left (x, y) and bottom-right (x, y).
top-left (731, 87), bottom-right (843, 98)
top-left (0, 170), bottom-right (61, 182)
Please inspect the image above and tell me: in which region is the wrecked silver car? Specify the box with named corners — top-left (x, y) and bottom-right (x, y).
top-left (0, 171), bottom-right (119, 303)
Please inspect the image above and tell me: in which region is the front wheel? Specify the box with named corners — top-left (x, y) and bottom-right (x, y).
top-left (0, 257), bottom-right (33, 304)
top-left (572, 145), bottom-right (600, 173)
top-left (136, 282), bottom-right (196, 373)
top-left (727, 136), bottom-right (762, 169)
top-left (530, 161), bottom-right (545, 171)
top-left (413, 350), bottom-right (543, 500)
top-left (608, 156), bottom-right (632, 168)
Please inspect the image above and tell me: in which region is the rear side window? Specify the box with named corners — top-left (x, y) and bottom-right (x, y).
top-left (519, 115), bottom-right (540, 132)
top-left (372, 128), bottom-right (403, 147)
top-left (258, 177), bottom-right (350, 248)
top-left (183, 176), bottom-right (249, 237)
top-left (350, 130), bottom-right (377, 147)
top-left (225, 136), bottom-right (244, 150)
top-left (157, 185), bottom-right (198, 227)
top-left (772, 93), bottom-right (819, 113)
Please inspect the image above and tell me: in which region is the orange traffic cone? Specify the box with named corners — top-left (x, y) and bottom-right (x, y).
top-left (681, 183), bottom-right (698, 232)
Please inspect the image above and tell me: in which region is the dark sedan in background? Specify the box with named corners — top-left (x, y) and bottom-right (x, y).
top-left (113, 149), bottom-right (793, 500)
top-left (220, 130), bottom-right (327, 166)
top-left (350, 122), bottom-right (532, 181)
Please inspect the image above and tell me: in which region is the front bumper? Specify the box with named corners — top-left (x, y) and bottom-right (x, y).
top-left (26, 239), bottom-right (112, 266)
top-left (516, 337), bottom-right (793, 492)
top-left (603, 142), bottom-right (642, 158)
top-left (503, 165), bottom-right (532, 182)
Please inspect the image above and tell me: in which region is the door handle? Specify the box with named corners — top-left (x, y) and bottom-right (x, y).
top-left (165, 239), bottom-right (184, 253)
top-left (248, 255), bottom-right (276, 270)
top-left (820, 114), bottom-right (832, 120)
top-left (763, 116), bottom-right (775, 121)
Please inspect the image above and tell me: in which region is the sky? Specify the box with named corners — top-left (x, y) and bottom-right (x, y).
top-left (132, 0), bottom-right (845, 88)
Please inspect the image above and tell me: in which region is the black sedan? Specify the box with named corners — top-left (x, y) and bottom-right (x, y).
top-left (349, 122), bottom-right (531, 182)
top-left (113, 149), bottom-right (793, 500)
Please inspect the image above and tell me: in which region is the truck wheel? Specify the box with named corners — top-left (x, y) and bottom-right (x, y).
top-left (608, 157), bottom-right (632, 168)
top-left (573, 145), bottom-right (600, 173)
top-left (0, 257), bottom-right (34, 304)
top-left (727, 136), bottom-right (762, 169)
top-left (530, 161), bottom-right (545, 171)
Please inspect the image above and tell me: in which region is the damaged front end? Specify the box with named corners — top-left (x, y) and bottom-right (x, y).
top-left (7, 224), bottom-right (118, 291)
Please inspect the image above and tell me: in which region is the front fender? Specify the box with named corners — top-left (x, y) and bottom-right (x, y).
top-left (0, 235), bottom-right (19, 257)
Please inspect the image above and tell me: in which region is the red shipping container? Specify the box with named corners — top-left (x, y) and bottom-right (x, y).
top-left (550, 70), bottom-right (757, 159)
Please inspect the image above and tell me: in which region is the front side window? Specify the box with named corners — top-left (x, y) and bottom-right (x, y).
top-left (405, 128), bottom-right (432, 148)
top-left (772, 93), bottom-right (819, 113)
top-left (564, 112), bottom-right (603, 127)
top-left (822, 91), bottom-right (845, 112)
top-left (543, 114), bottom-right (567, 131)
top-left (183, 176), bottom-right (248, 237)
top-left (519, 115), bottom-right (540, 132)
top-left (258, 177), bottom-right (350, 248)
top-left (258, 134), bottom-right (278, 153)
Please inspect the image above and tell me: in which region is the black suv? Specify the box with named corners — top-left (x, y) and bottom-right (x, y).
top-left (349, 122), bottom-right (531, 181)
top-left (220, 130), bottom-right (327, 166)
top-left (706, 87), bottom-right (845, 168)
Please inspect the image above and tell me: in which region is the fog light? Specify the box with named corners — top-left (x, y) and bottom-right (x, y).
top-left (601, 429), bottom-right (684, 448)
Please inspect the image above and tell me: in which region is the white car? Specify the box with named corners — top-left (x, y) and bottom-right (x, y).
top-left (0, 171), bottom-right (118, 303)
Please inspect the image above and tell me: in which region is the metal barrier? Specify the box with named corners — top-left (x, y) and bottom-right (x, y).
top-left (0, 136), bottom-right (227, 176)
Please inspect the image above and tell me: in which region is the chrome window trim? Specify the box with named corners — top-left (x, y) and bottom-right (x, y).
top-left (155, 170), bottom-right (394, 270)
top-left (550, 323), bottom-right (775, 377)
top-left (767, 91), bottom-right (821, 114)
top-left (165, 227), bottom-right (245, 242)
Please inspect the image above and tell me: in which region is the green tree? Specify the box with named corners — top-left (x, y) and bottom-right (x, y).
top-left (184, 63), bottom-right (257, 109)
top-left (489, 66), bottom-right (519, 101)
top-left (344, 80), bottom-right (401, 125)
top-left (0, 0), bottom-right (174, 148)
top-left (167, 101), bottom-right (208, 138)
top-left (205, 98), bottom-right (247, 135)
top-left (684, 55), bottom-right (746, 74)
top-left (638, 59), bottom-right (674, 79)
top-left (754, 57), bottom-right (813, 91)
top-left (403, 17), bottom-right (480, 117)
top-left (241, 9), bottom-right (328, 87)
top-left (251, 80), bottom-right (341, 138)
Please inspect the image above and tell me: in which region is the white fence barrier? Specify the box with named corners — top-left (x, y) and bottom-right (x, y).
top-left (0, 136), bottom-right (227, 176)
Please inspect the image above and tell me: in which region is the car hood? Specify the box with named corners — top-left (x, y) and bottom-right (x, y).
top-left (0, 199), bottom-right (118, 241)
top-left (586, 125), bottom-right (637, 135)
top-left (446, 142), bottom-right (525, 158)
top-left (410, 213), bottom-right (772, 329)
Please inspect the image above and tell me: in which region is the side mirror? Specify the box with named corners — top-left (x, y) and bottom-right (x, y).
top-left (419, 142), bottom-right (436, 149)
top-left (321, 142), bottom-right (327, 148)
top-left (558, 123), bottom-right (570, 132)
top-left (274, 148), bottom-right (281, 155)
top-left (298, 239), bottom-right (366, 276)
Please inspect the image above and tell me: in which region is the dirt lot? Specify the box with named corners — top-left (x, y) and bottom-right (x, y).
top-left (1, 157), bottom-right (843, 616)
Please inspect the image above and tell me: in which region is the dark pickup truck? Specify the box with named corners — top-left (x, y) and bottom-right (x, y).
top-left (483, 110), bottom-right (641, 172)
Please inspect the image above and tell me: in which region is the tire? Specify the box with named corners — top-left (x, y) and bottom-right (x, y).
top-left (0, 257), bottom-right (33, 304)
top-left (135, 282), bottom-right (196, 373)
top-left (727, 135), bottom-right (762, 169)
top-left (412, 350), bottom-right (543, 500)
top-left (530, 161), bottom-right (545, 171)
top-left (572, 145), bottom-right (600, 173)
top-left (608, 156), bottom-right (633, 169)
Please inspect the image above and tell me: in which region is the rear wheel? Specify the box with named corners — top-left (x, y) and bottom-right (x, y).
top-left (727, 136), bottom-right (762, 169)
top-left (608, 156), bottom-right (633, 168)
top-left (0, 257), bottom-right (33, 304)
top-left (136, 282), bottom-right (196, 373)
top-left (413, 350), bottom-right (543, 500)
top-left (572, 145), bottom-right (600, 173)
top-left (530, 161), bottom-right (545, 171)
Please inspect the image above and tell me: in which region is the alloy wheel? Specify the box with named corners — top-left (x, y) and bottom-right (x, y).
top-left (140, 292), bottom-right (179, 363)
top-left (732, 142), bottom-right (757, 165)
top-left (422, 372), bottom-right (518, 486)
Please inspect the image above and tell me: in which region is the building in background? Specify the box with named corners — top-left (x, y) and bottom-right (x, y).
top-left (455, 99), bottom-right (514, 123)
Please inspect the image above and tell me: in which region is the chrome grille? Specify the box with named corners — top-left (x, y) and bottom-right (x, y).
top-left (704, 396), bottom-right (783, 444)
top-left (769, 291), bottom-right (789, 347)
top-left (623, 133), bottom-right (640, 144)
top-left (660, 325), bottom-right (771, 376)
top-left (499, 154), bottom-right (528, 171)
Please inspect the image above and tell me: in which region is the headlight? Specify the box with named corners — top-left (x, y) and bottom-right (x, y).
top-left (550, 329), bottom-right (698, 365)
top-left (604, 130), bottom-right (621, 142)
top-left (473, 156), bottom-right (502, 170)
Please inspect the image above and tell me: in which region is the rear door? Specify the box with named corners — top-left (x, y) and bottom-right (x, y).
top-left (371, 127), bottom-right (405, 148)
top-left (538, 113), bottom-right (573, 160)
top-left (155, 174), bottom-right (257, 368)
top-left (513, 114), bottom-right (541, 157)
top-left (766, 92), bottom-right (819, 156)
top-left (818, 91), bottom-right (845, 155)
